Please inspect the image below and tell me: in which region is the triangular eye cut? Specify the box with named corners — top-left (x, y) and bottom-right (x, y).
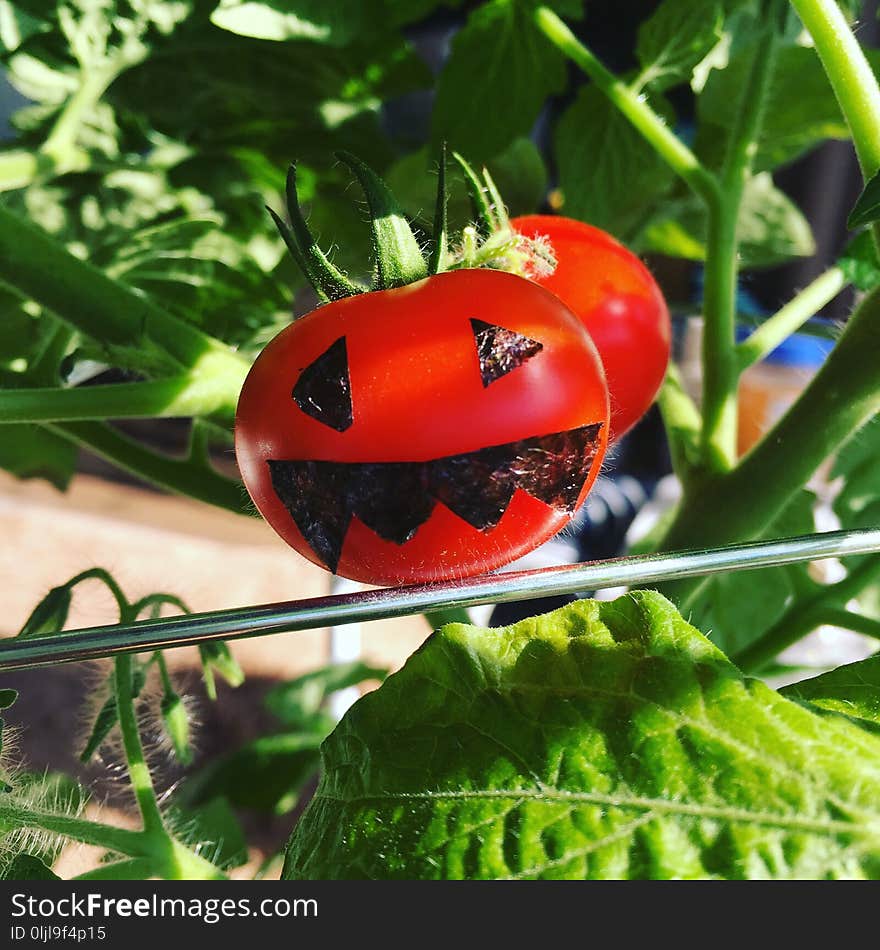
top-left (292, 336), bottom-right (353, 432)
top-left (470, 319), bottom-right (543, 387)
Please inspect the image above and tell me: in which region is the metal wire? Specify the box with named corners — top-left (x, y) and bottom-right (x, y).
top-left (2, 527), bottom-right (880, 672)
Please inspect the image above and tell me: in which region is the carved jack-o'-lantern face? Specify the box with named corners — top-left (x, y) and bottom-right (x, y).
top-left (235, 269), bottom-right (609, 585)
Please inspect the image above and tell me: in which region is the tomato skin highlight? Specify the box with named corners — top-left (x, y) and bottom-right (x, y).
top-left (511, 215), bottom-right (671, 441)
top-left (235, 269), bottom-right (609, 585)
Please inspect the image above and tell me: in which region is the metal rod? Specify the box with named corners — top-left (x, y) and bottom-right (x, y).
top-left (2, 527), bottom-right (880, 673)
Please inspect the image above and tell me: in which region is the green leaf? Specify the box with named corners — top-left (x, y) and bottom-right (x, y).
top-left (181, 733), bottom-right (322, 815)
top-left (199, 641), bottom-right (244, 701)
top-left (782, 656), bottom-right (880, 734)
top-left (265, 661), bottom-right (388, 727)
top-left (386, 138), bottom-right (547, 231)
top-left (697, 44), bottom-right (867, 171)
top-left (834, 416), bottom-right (880, 528)
top-left (735, 172), bottom-right (816, 264)
top-left (451, 151), bottom-right (496, 237)
top-left (111, 31), bottom-right (429, 170)
top-left (0, 689), bottom-right (15, 792)
top-left (848, 168), bottom-right (880, 230)
top-left (636, 0), bottom-right (724, 91)
top-left (284, 592), bottom-right (880, 880)
top-left (641, 172), bottom-right (815, 267)
top-left (335, 151), bottom-right (427, 289)
top-left (0, 423), bottom-right (76, 490)
top-left (160, 691), bottom-right (193, 766)
top-left (431, 0), bottom-right (568, 162)
top-left (169, 797), bottom-right (248, 870)
top-left (830, 417), bottom-right (880, 620)
top-left (1, 854), bottom-right (60, 880)
top-left (839, 231), bottom-right (880, 292)
top-left (687, 491), bottom-right (820, 657)
top-left (0, 772), bottom-right (88, 873)
top-left (0, 293), bottom-right (58, 373)
top-left (555, 85), bottom-right (675, 239)
top-left (487, 138), bottom-right (547, 216)
top-left (210, 0), bottom-right (374, 46)
top-left (17, 585), bottom-right (72, 638)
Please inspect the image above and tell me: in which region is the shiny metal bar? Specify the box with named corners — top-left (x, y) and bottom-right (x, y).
top-left (2, 527), bottom-right (880, 672)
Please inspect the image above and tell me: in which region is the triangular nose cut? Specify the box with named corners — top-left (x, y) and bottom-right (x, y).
top-left (470, 319), bottom-right (543, 387)
top-left (292, 336), bottom-right (353, 432)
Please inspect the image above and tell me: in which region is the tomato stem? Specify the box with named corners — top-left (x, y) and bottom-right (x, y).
top-left (700, 19), bottom-right (780, 473)
top-left (656, 365), bottom-right (702, 485)
top-left (274, 162), bottom-right (363, 301)
top-left (657, 284), bottom-right (880, 606)
top-left (789, 0), bottom-right (880, 179)
top-left (336, 151), bottom-right (428, 290)
top-left (453, 151), bottom-right (498, 236)
top-left (533, 6), bottom-right (719, 207)
top-left (0, 375), bottom-right (238, 426)
top-left (46, 420), bottom-right (249, 515)
top-left (428, 144), bottom-right (450, 275)
top-left (733, 555), bottom-right (880, 672)
top-left (0, 800), bottom-right (148, 857)
top-left (736, 267), bottom-right (846, 371)
top-left (789, 0), bottom-right (880, 251)
top-left (114, 653), bottom-right (165, 836)
top-left (0, 203), bottom-right (249, 383)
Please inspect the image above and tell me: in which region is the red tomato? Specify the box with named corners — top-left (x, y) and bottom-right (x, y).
top-left (512, 215), bottom-right (671, 440)
top-left (235, 269), bottom-right (609, 585)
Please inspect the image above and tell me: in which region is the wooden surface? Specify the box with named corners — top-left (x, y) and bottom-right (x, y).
top-left (0, 470), bottom-right (432, 678)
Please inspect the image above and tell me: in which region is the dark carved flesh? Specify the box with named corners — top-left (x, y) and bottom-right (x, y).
top-left (268, 423), bottom-right (603, 572)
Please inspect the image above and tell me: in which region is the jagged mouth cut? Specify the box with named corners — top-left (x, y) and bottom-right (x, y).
top-left (268, 423), bottom-right (603, 573)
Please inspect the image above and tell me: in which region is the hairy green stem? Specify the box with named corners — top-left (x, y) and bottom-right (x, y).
top-left (533, 6), bottom-right (719, 206)
top-left (0, 802), bottom-right (147, 856)
top-left (789, 0), bottom-right (880, 179)
top-left (0, 375), bottom-right (238, 426)
top-left (658, 285), bottom-right (880, 606)
top-left (159, 839), bottom-right (227, 881)
top-left (73, 858), bottom-right (157, 881)
top-left (657, 364), bottom-right (702, 484)
top-left (736, 267), bottom-right (846, 370)
top-left (132, 593), bottom-right (190, 620)
top-left (0, 203), bottom-right (249, 386)
top-left (67, 567), bottom-right (130, 617)
top-left (700, 24), bottom-right (780, 471)
top-left (155, 651), bottom-right (175, 696)
top-left (790, 0), bottom-right (880, 250)
top-left (734, 555), bottom-right (880, 672)
top-left (47, 421), bottom-right (250, 515)
top-left (699, 196), bottom-right (740, 471)
top-left (114, 654), bottom-right (164, 835)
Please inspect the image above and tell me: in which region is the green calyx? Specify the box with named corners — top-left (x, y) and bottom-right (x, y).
top-left (267, 148), bottom-right (557, 304)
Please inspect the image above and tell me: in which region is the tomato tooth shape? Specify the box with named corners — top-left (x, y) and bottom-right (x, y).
top-left (235, 269), bottom-right (610, 585)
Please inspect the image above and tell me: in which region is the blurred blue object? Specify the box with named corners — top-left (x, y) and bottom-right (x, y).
top-left (736, 321), bottom-right (835, 368)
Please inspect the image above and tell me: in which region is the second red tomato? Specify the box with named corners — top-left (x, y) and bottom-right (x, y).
top-left (512, 215), bottom-right (671, 441)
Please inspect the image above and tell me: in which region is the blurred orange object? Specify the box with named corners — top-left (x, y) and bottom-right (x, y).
top-left (737, 330), bottom-right (834, 456)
